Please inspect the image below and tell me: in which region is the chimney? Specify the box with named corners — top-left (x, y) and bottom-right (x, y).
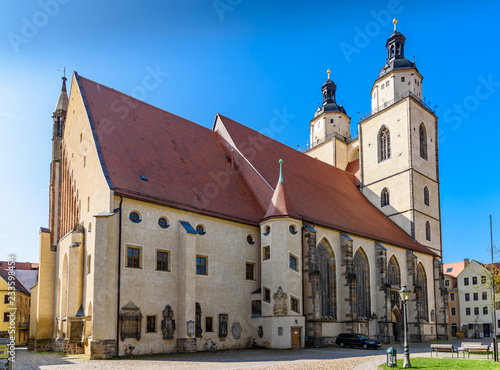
top-left (464, 258), bottom-right (469, 267)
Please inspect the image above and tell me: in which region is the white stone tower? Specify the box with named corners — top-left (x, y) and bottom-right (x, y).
top-left (359, 20), bottom-right (442, 257)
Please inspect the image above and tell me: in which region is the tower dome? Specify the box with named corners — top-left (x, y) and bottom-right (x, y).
top-left (314, 69), bottom-right (346, 118)
top-left (378, 19), bottom-right (419, 78)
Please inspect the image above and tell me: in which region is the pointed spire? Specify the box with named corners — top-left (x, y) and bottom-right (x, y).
top-left (393, 18), bottom-right (397, 32)
top-left (55, 74), bottom-right (69, 113)
top-left (279, 159), bottom-right (283, 183)
top-left (327, 68), bottom-right (331, 80)
top-left (263, 159), bottom-right (299, 220)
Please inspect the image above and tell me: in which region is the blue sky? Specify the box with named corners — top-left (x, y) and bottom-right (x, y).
top-left (0, 0), bottom-right (498, 264)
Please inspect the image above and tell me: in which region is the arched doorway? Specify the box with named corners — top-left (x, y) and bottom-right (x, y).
top-left (392, 309), bottom-right (403, 342)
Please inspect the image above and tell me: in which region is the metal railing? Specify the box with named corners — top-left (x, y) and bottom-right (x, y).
top-left (360, 90), bottom-right (435, 121)
top-left (302, 131), bottom-right (358, 152)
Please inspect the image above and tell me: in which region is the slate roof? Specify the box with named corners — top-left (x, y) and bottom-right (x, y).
top-left (0, 268), bottom-right (30, 295)
top-left (76, 73), bottom-right (436, 256)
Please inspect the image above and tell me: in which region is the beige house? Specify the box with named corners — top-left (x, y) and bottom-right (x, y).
top-left (30, 24), bottom-right (449, 359)
top-left (443, 260), bottom-right (466, 337)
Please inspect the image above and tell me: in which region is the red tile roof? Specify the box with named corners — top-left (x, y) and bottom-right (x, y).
top-left (77, 74), bottom-right (264, 225)
top-left (76, 73), bottom-right (436, 257)
top-left (443, 261), bottom-right (466, 278)
top-left (346, 159), bottom-right (360, 185)
top-left (216, 114), bottom-right (436, 256)
top-left (263, 180), bottom-right (300, 220)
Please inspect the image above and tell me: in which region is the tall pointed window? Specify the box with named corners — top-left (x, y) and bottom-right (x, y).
top-left (425, 221), bottom-right (431, 241)
top-left (387, 256), bottom-right (401, 287)
top-left (353, 248), bottom-right (371, 319)
top-left (317, 240), bottom-right (336, 319)
top-left (416, 263), bottom-right (429, 321)
top-left (378, 126), bottom-right (391, 162)
top-left (424, 186), bottom-right (430, 206)
top-left (419, 123), bottom-right (428, 160)
top-left (381, 187), bottom-right (390, 207)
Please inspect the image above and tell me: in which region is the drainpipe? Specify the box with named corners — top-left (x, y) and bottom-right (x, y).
top-left (115, 195), bottom-right (123, 357)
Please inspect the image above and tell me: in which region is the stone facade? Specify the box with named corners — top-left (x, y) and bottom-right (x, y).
top-left (30, 24), bottom-right (448, 360)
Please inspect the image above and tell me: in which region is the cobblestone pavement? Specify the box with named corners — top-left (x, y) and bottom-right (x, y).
top-left (13, 338), bottom-right (489, 369)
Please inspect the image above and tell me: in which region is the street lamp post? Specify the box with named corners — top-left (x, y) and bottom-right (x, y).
top-left (399, 284), bottom-right (412, 368)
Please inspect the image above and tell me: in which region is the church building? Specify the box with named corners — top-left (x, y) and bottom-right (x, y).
top-left (29, 21), bottom-right (449, 359)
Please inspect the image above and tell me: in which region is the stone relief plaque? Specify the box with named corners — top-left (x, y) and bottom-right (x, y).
top-left (161, 305), bottom-right (176, 339)
top-left (219, 314), bottom-right (228, 338)
top-left (187, 320), bottom-right (195, 336)
top-left (119, 301), bottom-right (142, 341)
top-left (273, 286), bottom-right (287, 317)
top-left (231, 322), bottom-right (242, 339)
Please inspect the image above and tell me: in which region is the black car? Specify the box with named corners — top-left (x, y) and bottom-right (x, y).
top-left (335, 333), bottom-right (381, 349)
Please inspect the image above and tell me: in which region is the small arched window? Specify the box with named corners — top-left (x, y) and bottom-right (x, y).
top-left (381, 187), bottom-right (390, 207)
top-left (424, 186), bottom-right (430, 206)
top-left (419, 123), bottom-right (428, 160)
top-left (425, 221), bottom-right (431, 241)
top-left (378, 126), bottom-right (391, 162)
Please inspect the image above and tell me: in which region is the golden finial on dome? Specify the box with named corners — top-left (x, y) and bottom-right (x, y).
top-left (393, 18), bottom-right (397, 32)
top-left (327, 69), bottom-right (331, 80)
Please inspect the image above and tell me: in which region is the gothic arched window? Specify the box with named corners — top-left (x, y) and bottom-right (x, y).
top-left (419, 123), bottom-right (428, 160)
top-left (425, 221), bottom-right (431, 241)
top-left (378, 126), bottom-right (391, 162)
top-left (381, 187), bottom-right (390, 207)
top-left (317, 240), bottom-right (336, 319)
top-left (387, 256), bottom-right (401, 287)
top-left (353, 248), bottom-right (371, 319)
top-left (424, 186), bottom-right (430, 206)
top-left (416, 263), bottom-right (429, 322)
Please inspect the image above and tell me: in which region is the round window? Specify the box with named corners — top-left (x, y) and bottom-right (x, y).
top-left (196, 225), bottom-right (206, 235)
top-left (263, 225), bottom-right (271, 236)
top-left (289, 225), bottom-right (298, 235)
top-left (129, 211), bottom-right (141, 223)
top-left (158, 217), bottom-right (169, 229)
top-left (247, 235), bottom-right (254, 245)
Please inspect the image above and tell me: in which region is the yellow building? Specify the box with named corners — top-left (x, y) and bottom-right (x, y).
top-left (30, 23), bottom-right (449, 359)
top-left (0, 269), bottom-right (31, 346)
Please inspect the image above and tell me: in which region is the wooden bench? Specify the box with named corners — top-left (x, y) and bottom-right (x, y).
top-left (457, 342), bottom-right (491, 359)
top-left (430, 344), bottom-right (456, 357)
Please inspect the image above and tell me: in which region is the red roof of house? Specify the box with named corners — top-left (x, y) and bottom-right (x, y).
top-left (443, 261), bottom-right (466, 278)
top-left (76, 73), bottom-right (436, 256)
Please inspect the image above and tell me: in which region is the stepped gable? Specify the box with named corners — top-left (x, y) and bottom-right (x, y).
top-left (217, 114), bottom-right (437, 256)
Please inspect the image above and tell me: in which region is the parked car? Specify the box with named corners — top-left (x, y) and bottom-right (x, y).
top-left (335, 333), bottom-right (381, 349)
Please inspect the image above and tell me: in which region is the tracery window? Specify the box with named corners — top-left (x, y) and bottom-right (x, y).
top-left (378, 126), bottom-right (391, 162)
top-left (353, 248), bottom-right (371, 319)
top-left (416, 263), bottom-right (429, 321)
top-left (387, 256), bottom-right (401, 287)
top-left (317, 240), bottom-right (336, 319)
top-left (419, 123), bottom-right (428, 160)
top-left (381, 187), bottom-right (390, 207)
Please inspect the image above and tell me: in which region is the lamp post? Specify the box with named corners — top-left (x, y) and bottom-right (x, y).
top-left (399, 284), bottom-right (412, 368)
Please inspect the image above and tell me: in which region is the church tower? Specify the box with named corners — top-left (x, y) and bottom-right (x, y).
top-left (306, 70), bottom-right (355, 169)
top-left (359, 20), bottom-right (441, 257)
top-left (49, 75), bottom-right (69, 247)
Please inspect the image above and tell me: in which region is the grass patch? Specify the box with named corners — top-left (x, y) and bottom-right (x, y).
top-left (379, 357), bottom-right (500, 369)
